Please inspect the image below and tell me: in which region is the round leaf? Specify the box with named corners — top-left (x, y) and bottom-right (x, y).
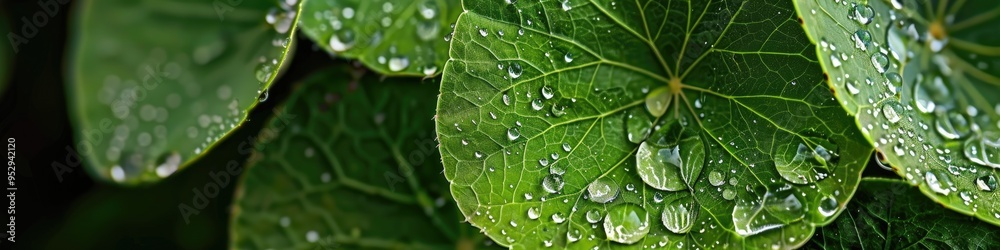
top-left (795, 0), bottom-right (1000, 225)
top-left (437, 0), bottom-right (873, 248)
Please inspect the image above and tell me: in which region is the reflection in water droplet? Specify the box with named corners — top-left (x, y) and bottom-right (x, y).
top-left (644, 86), bottom-right (671, 118)
top-left (586, 209), bottom-right (602, 223)
top-left (507, 127), bottom-right (521, 141)
top-left (817, 195), bottom-right (838, 217)
top-left (924, 169), bottom-right (954, 195)
top-left (588, 177), bottom-right (620, 203)
top-left (542, 174), bottom-right (565, 193)
top-left (508, 62), bottom-right (523, 78)
top-left (963, 133), bottom-right (1000, 168)
top-left (853, 30), bottom-right (872, 51)
top-left (329, 30), bottom-right (355, 52)
top-left (636, 142), bottom-right (689, 191)
top-left (603, 203), bottom-right (650, 244)
top-left (708, 171), bottom-right (724, 186)
top-left (977, 174), bottom-right (997, 192)
top-left (625, 109), bottom-right (652, 144)
top-left (661, 195), bottom-right (698, 234)
top-left (935, 112), bottom-right (970, 140)
top-left (870, 53), bottom-right (889, 73)
top-left (528, 207), bottom-right (541, 219)
top-left (851, 4), bottom-right (875, 25)
top-left (775, 142), bottom-right (831, 184)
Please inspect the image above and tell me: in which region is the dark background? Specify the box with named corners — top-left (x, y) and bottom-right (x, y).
top-left (0, 1), bottom-right (895, 249)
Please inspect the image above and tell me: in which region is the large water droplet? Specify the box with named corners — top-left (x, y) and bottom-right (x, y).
top-left (636, 142), bottom-right (689, 191)
top-left (775, 142), bottom-right (832, 184)
top-left (963, 133), bottom-right (1000, 168)
top-left (708, 171), bottom-right (724, 186)
top-left (935, 112), bottom-right (971, 140)
top-left (603, 203), bottom-right (650, 244)
top-left (541, 86), bottom-right (555, 99)
top-left (528, 207), bottom-right (541, 219)
top-left (644, 86), bottom-right (671, 118)
top-left (660, 195), bottom-right (698, 234)
top-left (762, 185), bottom-right (805, 222)
top-left (924, 169), bottom-right (955, 195)
top-left (388, 56), bottom-right (410, 72)
top-left (817, 195), bottom-right (838, 218)
top-left (588, 177), bottom-right (620, 203)
top-left (542, 174), bottom-right (565, 193)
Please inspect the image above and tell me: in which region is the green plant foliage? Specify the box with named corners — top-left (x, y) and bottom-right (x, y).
top-left (436, 0), bottom-right (872, 248)
top-left (795, 0), bottom-right (1000, 225)
top-left (298, 0), bottom-right (462, 77)
top-left (231, 67), bottom-right (497, 249)
top-left (67, 0), bottom-right (301, 184)
top-left (808, 178), bottom-right (1000, 249)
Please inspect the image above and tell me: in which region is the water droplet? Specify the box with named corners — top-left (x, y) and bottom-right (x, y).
top-left (566, 229), bottom-right (582, 243)
top-left (870, 53), bottom-right (889, 73)
top-left (976, 174), bottom-right (997, 192)
top-left (625, 109), bottom-right (652, 144)
top-left (588, 177), bottom-right (620, 203)
top-left (329, 30), bottom-right (355, 52)
top-left (882, 101), bottom-right (903, 123)
top-left (418, 0), bottom-right (437, 19)
top-left (644, 86), bottom-right (671, 117)
top-left (388, 56), bottom-right (410, 72)
top-left (963, 133), bottom-right (1000, 168)
top-left (562, 142), bottom-right (572, 152)
top-left (636, 142), bottom-right (688, 191)
top-left (528, 207), bottom-right (541, 219)
top-left (531, 99), bottom-right (544, 110)
top-left (722, 189), bottom-right (736, 200)
top-left (552, 212), bottom-right (567, 223)
top-left (851, 4), bottom-right (875, 25)
top-left (660, 195), bottom-right (698, 234)
top-left (507, 127), bottom-right (521, 141)
top-left (542, 174), bottom-right (565, 193)
top-left (817, 195), bottom-right (838, 217)
top-left (586, 209), bottom-right (602, 223)
top-left (924, 169), bottom-right (954, 195)
top-left (563, 52), bottom-right (574, 63)
top-left (733, 185), bottom-right (806, 236)
top-left (603, 203), bottom-right (650, 244)
top-left (541, 85), bottom-right (555, 99)
top-left (708, 171), bottom-right (724, 186)
top-left (508, 62), bottom-right (523, 78)
top-left (853, 30), bottom-right (872, 51)
top-left (935, 112), bottom-right (971, 140)
top-left (775, 142), bottom-right (832, 184)
top-left (885, 72), bottom-right (902, 94)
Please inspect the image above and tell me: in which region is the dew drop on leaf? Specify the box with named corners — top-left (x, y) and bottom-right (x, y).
top-left (661, 195), bottom-right (698, 234)
top-left (603, 203), bottom-right (650, 244)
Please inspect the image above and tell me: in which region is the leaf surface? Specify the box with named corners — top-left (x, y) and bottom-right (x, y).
top-left (795, 0), bottom-right (1000, 225)
top-left (298, 0), bottom-right (461, 76)
top-left (231, 67), bottom-right (496, 249)
top-left (808, 178), bottom-right (1000, 249)
top-left (68, 0), bottom-right (301, 184)
top-left (437, 0), bottom-right (872, 248)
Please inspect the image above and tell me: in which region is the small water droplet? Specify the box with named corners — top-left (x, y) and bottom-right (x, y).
top-left (588, 177), bottom-right (620, 203)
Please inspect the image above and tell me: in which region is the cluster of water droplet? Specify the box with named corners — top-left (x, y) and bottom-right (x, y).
top-left (813, 0), bottom-right (999, 219)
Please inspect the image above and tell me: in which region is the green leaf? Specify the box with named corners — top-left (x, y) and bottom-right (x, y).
top-left (808, 177), bottom-right (1000, 249)
top-left (67, 0), bottom-right (301, 184)
top-left (231, 67), bottom-right (495, 249)
top-left (436, 0), bottom-right (872, 248)
top-left (794, 0), bottom-right (1000, 225)
top-left (298, 0), bottom-right (461, 77)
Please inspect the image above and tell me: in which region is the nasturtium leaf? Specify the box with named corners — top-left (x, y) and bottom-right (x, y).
top-left (795, 0), bottom-right (1000, 225)
top-left (436, 0), bottom-right (872, 248)
top-left (231, 67), bottom-right (496, 249)
top-left (67, 0), bottom-right (301, 184)
top-left (808, 178), bottom-right (1000, 249)
top-left (298, 0), bottom-right (461, 77)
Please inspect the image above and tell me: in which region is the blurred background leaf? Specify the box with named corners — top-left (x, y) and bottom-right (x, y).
top-left (231, 66), bottom-right (498, 249)
top-left (66, 0), bottom-right (302, 185)
top-left (807, 177), bottom-right (1000, 249)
